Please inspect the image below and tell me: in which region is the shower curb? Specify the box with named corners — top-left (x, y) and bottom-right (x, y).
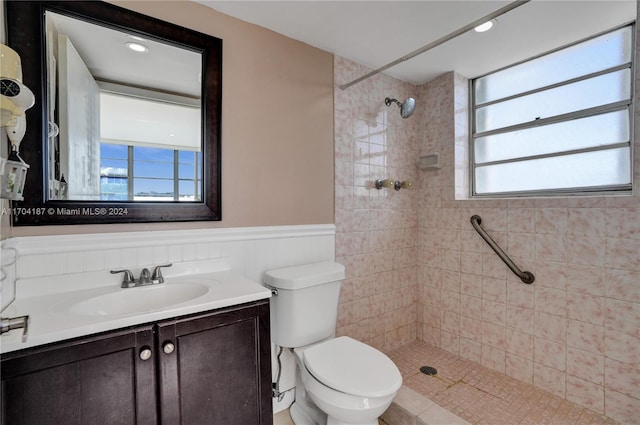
top-left (381, 386), bottom-right (472, 425)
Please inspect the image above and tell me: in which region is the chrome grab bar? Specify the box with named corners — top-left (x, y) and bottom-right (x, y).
top-left (470, 215), bottom-right (535, 284)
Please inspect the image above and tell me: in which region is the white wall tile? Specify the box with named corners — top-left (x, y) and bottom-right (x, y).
top-left (63, 253), bottom-right (83, 274)
top-left (83, 251), bottom-right (105, 272)
top-left (42, 253), bottom-right (65, 277)
top-left (19, 255), bottom-right (44, 279)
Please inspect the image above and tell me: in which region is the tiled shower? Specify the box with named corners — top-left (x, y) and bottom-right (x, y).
top-left (332, 25), bottom-right (639, 423)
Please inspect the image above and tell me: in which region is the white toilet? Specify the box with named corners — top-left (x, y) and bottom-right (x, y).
top-left (265, 262), bottom-right (402, 425)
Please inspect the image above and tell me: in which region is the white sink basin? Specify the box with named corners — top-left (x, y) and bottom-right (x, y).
top-left (68, 282), bottom-right (210, 316)
top-left (3, 264), bottom-right (273, 354)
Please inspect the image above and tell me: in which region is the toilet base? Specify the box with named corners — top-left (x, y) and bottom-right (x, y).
top-left (327, 417), bottom-right (378, 425)
top-left (290, 402), bottom-right (322, 425)
top-left (291, 401), bottom-right (379, 425)
top-left (290, 358), bottom-right (328, 425)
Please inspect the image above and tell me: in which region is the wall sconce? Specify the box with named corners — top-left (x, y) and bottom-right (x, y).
top-left (375, 179), bottom-right (395, 189)
top-left (394, 180), bottom-right (412, 190)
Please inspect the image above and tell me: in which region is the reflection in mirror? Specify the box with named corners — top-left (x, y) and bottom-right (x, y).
top-left (45, 11), bottom-right (203, 202)
top-left (6, 0), bottom-right (221, 225)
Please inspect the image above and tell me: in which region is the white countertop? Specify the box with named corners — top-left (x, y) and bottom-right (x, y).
top-left (1, 261), bottom-right (271, 354)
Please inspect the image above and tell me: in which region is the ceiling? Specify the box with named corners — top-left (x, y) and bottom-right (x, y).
top-left (198, 0), bottom-right (637, 86)
top-left (44, 1), bottom-right (637, 95)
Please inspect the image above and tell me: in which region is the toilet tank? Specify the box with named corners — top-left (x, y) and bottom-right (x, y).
top-left (265, 261), bottom-right (345, 348)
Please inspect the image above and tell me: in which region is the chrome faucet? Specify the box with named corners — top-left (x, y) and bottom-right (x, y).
top-left (138, 268), bottom-right (152, 285)
top-left (111, 264), bottom-right (172, 288)
top-left (0, 315), bottom-right (30, 342)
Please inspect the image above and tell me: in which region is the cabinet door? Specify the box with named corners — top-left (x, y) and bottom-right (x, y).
top-left (157, 300), bottom-right (272, 425)
top-left (1, 326), bottom-right (157, 425)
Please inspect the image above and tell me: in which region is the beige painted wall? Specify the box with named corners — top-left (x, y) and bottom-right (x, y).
top-left (11, 0), bottom-right (335, 236)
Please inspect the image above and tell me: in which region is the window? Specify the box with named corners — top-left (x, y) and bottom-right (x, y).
top-left (100, 143), bottom-right (202, 201)
top-left (471, 25), bottom-right (634, 196)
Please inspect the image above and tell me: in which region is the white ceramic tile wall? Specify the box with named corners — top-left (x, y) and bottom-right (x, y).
top-left (5, 225), bottom-right (335, 285)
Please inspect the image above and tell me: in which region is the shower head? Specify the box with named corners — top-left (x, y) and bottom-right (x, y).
top-left (385, 97), bottom-right (416, 119)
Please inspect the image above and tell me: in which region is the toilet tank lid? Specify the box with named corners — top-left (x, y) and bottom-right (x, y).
top-left (264, 261), bottom-right (345, 290)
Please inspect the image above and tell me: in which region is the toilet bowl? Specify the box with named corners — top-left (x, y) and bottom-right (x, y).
top-left (292, 336), bottom-right (402, 425)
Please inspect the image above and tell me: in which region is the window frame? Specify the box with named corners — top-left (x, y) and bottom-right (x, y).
top-left (469, 22), bottom-right (636, 198)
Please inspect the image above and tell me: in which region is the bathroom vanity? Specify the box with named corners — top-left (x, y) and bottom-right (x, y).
top-left (0, 266), bottom-right (273, 425)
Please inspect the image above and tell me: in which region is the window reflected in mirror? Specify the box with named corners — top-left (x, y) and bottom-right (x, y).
top-left (100, 143), bottom-right (202, 201)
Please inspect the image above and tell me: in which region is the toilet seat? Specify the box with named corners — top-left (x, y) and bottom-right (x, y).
top-left (303, 336), bottom-right (402, 398)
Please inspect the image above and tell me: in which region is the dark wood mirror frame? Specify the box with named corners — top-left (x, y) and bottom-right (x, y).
top-left (5, 0), bottom-right (222, 225)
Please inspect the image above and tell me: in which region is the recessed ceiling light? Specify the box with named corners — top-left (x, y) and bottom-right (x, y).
top-left (125, 42), bottom-right (149, 53)
top-left (474, 20), bottom-right (496, 33)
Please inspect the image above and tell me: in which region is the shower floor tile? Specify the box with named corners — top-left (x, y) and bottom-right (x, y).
top-left (384, 340), bottom-right (619, 425)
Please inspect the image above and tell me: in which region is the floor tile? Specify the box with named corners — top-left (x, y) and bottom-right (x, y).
top-left (384, 341), bottom-right (620, 425)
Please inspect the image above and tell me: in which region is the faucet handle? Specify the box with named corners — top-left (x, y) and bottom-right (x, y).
top-left (111, 269), bottom-right (136, 288)
top-left (151, 263), bottom-right (173, 283)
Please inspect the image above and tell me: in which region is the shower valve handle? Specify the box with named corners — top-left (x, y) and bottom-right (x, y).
top-left (375, 179), bottom-right (395, 189)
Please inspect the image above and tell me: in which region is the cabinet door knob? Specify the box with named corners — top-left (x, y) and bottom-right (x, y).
top-left (163, 342), bottom-right (175, 354)
top-left (139, 347), bottom-right (152, 361)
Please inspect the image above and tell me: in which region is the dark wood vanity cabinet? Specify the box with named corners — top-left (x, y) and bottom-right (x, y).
top-left (1, 325), bottom-right (157, 425)
top-left (157, 300), bottom-right (273, 425)
top-left (0, 300), bottom-right (273, 425)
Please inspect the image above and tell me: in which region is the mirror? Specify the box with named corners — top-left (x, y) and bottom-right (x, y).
top-left (5, 0), bottom-right (222, 224)
top-left (46, 11), bottom-right (203, 203)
